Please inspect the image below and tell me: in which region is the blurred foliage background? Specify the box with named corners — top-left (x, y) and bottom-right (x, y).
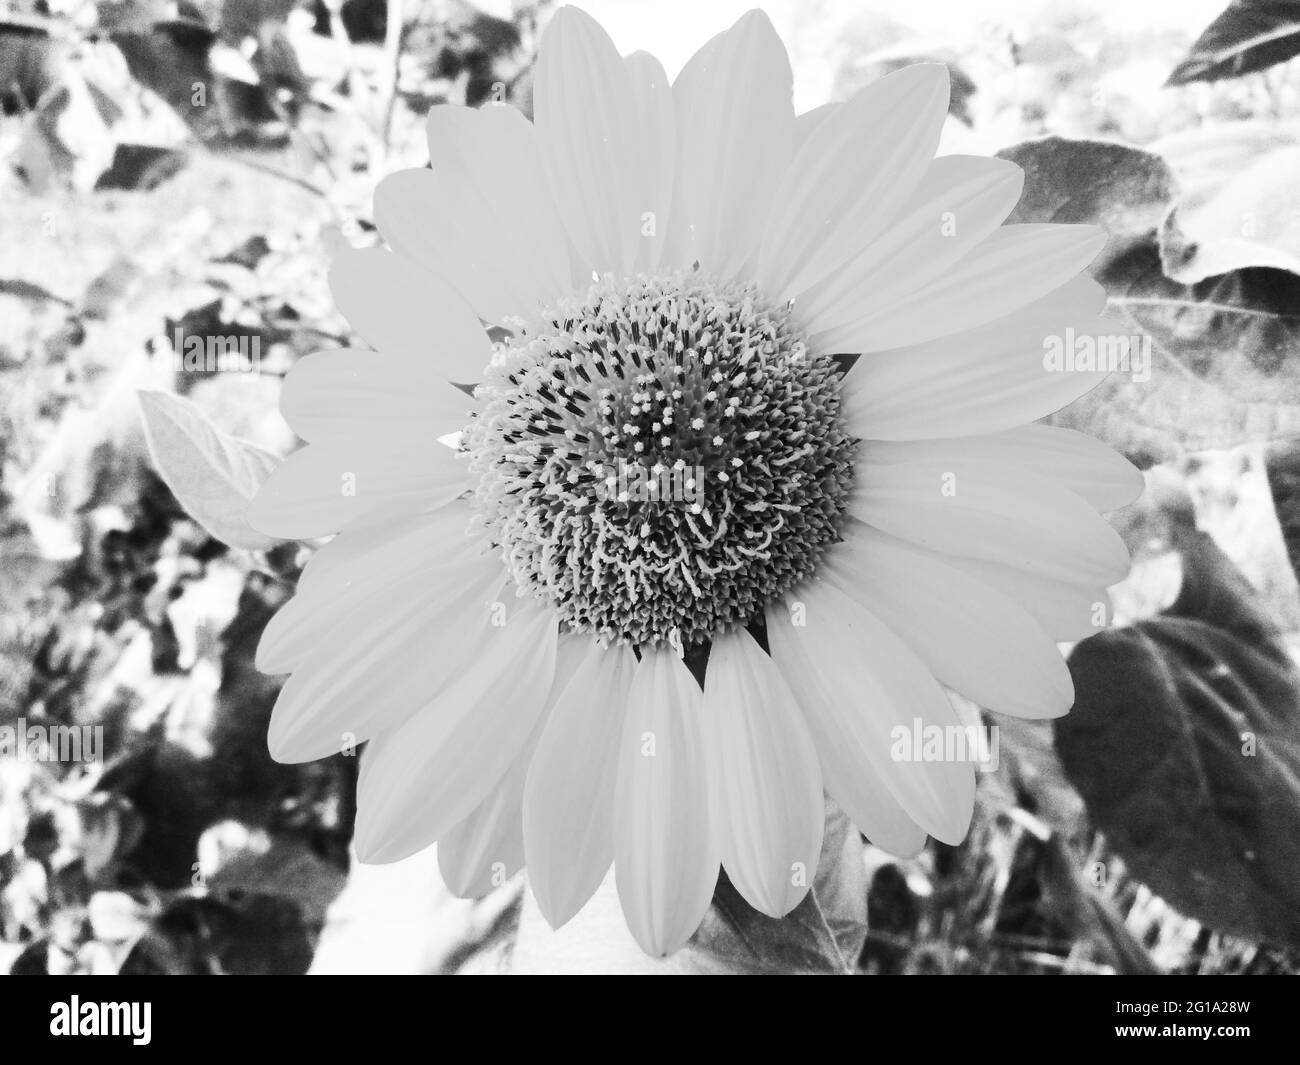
top-left (2, 0), bottom-right (1300, 974)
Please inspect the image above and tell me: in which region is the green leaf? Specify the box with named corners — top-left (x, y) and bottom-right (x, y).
top-left (0, 277), bottom-right (70, 305)
top-left (1100, 249), bottom-right (1300, 453)
top-left (997, 136), bottom-right (1175, 279)
top-left (120, 895), bottom-right (314, 975)
top-left (206, 835), bottom-right (347, 927)
top-left (1167, 0), bottom-right (1300, 86)
top-left (137, 390), bottom-right (278, 550)
top-left (94, 143), bottom-right (188, 193)
top-left (686, 799), bottom-right (867, 974)
top-left (809, 802), bottom-right (871, 963)
top-left (1055, 533), bottom-right (1300, 948)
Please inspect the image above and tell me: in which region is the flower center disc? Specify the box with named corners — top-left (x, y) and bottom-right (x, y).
top-left (465, 271), bottom-right (855, 650)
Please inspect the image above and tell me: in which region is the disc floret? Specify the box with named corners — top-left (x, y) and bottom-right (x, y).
top-left (465, 271), bottom-right (855, 649)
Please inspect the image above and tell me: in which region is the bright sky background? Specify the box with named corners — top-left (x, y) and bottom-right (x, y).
top-left (565, 0), bottom-right (1225, 109)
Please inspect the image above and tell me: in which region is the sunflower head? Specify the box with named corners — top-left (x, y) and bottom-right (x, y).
top-left (465, 270), bottom-right (855, 650)
top-left (247, 5), bottom-right (1138, 960)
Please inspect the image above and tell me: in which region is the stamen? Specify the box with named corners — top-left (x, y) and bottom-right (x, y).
top-left (463, 271), bottom-right (855, 650)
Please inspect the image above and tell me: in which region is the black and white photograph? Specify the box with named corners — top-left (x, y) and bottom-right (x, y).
top-left (0, 0), bottom-right (1298, 1027)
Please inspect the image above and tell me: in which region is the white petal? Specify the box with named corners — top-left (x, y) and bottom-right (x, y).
top-left (792, 102), bottom-right (839, 152)
top-left (839, 277), bottom-right (1117, 439)
top-left (266, 554), bottom-right (506, 762)
top-left (373, 168), bottom-right (552, 329)
top-left (293, 505), bottom-right (469, 598)
top-left (703, 629), bottom-right (824, 917)
top-left (858, 425), bottom-right (1144, 512)
top-left (794, 153), bottom-right (1023, 327)
top-left (279, 347), bottom-right (473, 442)
top-left (534, 7), bottom-right (642, 281)
top-left (982, 425), bottom-right (1143, 512)
top-left (246, 429), bottom-right (467, 540)
top-left (328, 247), bottom-right (492, 380)
top-left (765, 583), bottom-right (975, 844)
top-left (946, 557), bottom-right (1111, 641)
top-left (354, 596), bottom-right (559, 863)
top-left (827, 524), bottom-right (1074, 720)
top-left (849, 455), bottom-right (1131, 586)
top-left (815, 223), bottom-right (1106, 352)
top-left (439, 636), bottom-right (592, 898)
top-left (437, 753), bottom-right (528, 899)
top-left (257, 506), bottom-right (480, 675)
top-left (663, 10), bottom-right (795, 279)
top-left (758, 64), bottom-right (951, 301)
top-left (612, 646), bottom-right (718, 956)
top-left (425, 103), bottom-right (572, 300)
top-left (624, 50), bottom-right (675, 274)
top-left (765, 599), bottom-right (927, 857)
top-left (523, 640), bottom-right (637, 927)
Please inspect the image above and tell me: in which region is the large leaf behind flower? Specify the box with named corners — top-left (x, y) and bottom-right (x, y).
top-left (997, 136), bottom-right (1174, 276)
top-left (998, 135), bottom-right (1300, 461)
top-left (1099, 249), bottom-right (1300, 455)
top-left (1056, 533), bottom-right (1300, 948)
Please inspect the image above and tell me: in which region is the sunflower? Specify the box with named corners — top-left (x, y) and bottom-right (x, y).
top-left (248, 6), bottom-right (1140, 957)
